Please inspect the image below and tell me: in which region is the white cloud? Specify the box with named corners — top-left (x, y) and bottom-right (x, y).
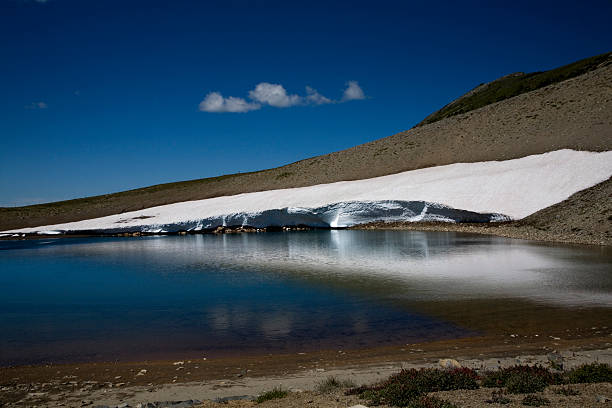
top-left (342, 80), bottom-right (366, 101)
top-left (198, 81), bottom-right (365, 113)
top-left (248, 83), bottom-right (303, 108)
top-left (25, 101), bottom-right (48, 109)
top-left (305, 86), bottom-right (332, 105)
top-left (198, 92), bottom-right (260, 113)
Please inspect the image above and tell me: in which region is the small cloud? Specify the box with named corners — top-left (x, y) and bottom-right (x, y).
top-left (25, 101), bottom-right (48, 109)
top-left (305, 86), bottom-right (332, 105)
top-left (198, 81), bottom-right (366, 113)
top-left (342, 80), bottom-right (366, 101)
top-left (74, 90), bottom-right (81, 96)
top-left (198, 92), bottom-right (260, 113)
top-left (249, 83), bottom-right (303, 108)
top-left (35, 0), bottom-right (48, 2)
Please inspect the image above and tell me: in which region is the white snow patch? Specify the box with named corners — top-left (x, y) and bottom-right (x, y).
top-left (4, 149), bottom-right (612, 235)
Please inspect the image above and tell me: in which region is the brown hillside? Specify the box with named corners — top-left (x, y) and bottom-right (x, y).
top-left (1, 58), bottom-right (611, 231)
top-left (513, 176), bottom-right (612, 245)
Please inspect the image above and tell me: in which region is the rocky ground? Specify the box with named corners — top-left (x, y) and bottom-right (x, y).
top-left (2, 348), bottom-right (611, 407)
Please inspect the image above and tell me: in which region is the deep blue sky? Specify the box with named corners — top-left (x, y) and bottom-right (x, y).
top-left (1, 0), bottom-right (611, 206)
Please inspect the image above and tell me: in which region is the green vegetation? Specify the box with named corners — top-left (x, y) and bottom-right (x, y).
top-left (418, 52), bottom-right (611, 126)
top-left (521, 394), bottom-right (550, 406)
top-left (347, 367), bottom-right (479, 406)
top-left (255, 386), bottom-right (288, 403)
top-left (345, 362), bottom-right (612, 407)
top-left (315, 376), bottom-right (356, 393)
top-left (505, 372), bottom-right (549, 394)
top-left (481, 365), bottom-right (560, 391)
top-left (564, 362), bottom-right (612, 384)
top-left (275, 171), bottom-right (294, 179)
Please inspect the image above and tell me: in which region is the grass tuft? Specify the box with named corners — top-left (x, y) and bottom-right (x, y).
top-left (553, 385), bottom-right (580, 396)
top-left (315, 376), bottom-right (356, 393)
top-left (255, 386), bottom-right (288, 403)
top-left (521, 394), bottom-right (550, 406)
top-left (486, 389), bottom-right (511, 404)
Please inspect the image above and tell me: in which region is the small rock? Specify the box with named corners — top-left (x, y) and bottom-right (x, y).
top-left (348, 405), bottom-right (370, 408)
top-left (173, 361), bottom-right (184, 365)
top-left (547, 352), bottom-right (564, 369)
top-left (596, 395), bottom-right (611, 403)
top-left (439, 358), bottom-right (461, 369)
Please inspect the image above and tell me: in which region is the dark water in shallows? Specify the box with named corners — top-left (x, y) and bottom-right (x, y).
top-left (0, 230), bottom-right (611, 366)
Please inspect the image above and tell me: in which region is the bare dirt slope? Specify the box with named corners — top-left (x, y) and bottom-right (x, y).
top-left (2, 55), bottom-right (611, 231)
top-left (513, 176), bottom-right (612, 244)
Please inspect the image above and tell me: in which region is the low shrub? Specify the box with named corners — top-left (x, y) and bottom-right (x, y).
top-left (521, 394), bottom-right (550, 406)
top-left (374, 381), bottom-right (424, 406)
top-left (564, 363), bottom-right (612, 384)
top-left (255, 386), bottom-right (287, 403)
top-left (481, 365), bottom-right (560, 389)
top-left (347, 367), bottom-right (479, 406)
top-left (387, 367), bottom-right (480, 392)
top-left (505, 372), bottom-right (548, 394)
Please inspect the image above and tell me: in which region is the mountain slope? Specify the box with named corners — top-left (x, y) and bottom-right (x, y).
top-left (1, 53), bottom-right (611, 231)
top-left (6, 150), bottom-right (610, 235)
top-left (417, 52), bottom-right (611, 126)
top-left (513, 176), bottom-right (612, 245)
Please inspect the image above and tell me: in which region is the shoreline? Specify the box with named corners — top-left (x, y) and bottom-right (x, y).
top-left (2, 220), bottom-right (610, 248)
top-left (351, 221), bottom-right (612, 247)
top-left (2, 334), bottom-right (611, 407)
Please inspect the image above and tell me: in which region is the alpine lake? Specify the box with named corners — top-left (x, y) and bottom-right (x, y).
top-left (1, 230), bottom-right (611, 366)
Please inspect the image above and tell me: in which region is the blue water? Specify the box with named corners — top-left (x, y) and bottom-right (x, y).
top-left (1, 231), bottom-right (610, 366)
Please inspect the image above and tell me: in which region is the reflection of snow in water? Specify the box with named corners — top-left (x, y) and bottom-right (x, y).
top-left (118, 231), bottom-right (611, 307)
top-left (260, 313), bottom-right (293, 338)
top-left (22, 230), bottom-right (612, 309)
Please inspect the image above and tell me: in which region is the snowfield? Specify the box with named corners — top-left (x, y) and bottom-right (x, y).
top-left (5, 149), bottom-right (612, 235)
